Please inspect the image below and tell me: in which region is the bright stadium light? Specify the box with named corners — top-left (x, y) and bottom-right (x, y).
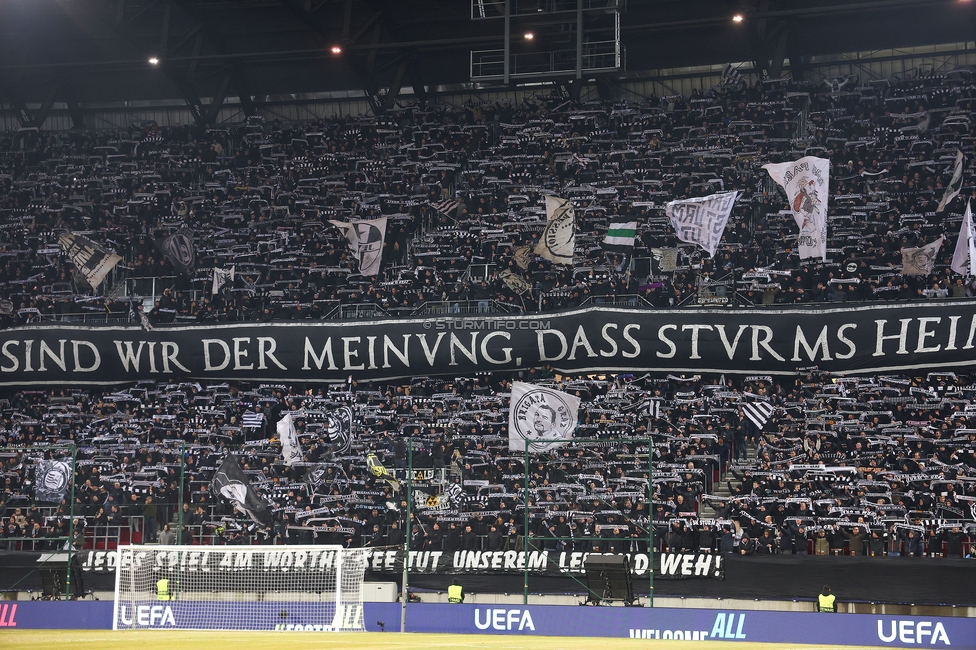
top-left (524, 32), bottom-right (534, 40)
top-left (148, 57), bottom-right (159, 65)
top-left (331, 45), bottom-right (343, 55)
top-left (732, 14), bottom-right (744, 23)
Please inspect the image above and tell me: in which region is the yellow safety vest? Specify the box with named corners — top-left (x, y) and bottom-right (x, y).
top-left (447, 584), bottom-right (463, 604)
top-left (818, 593), bottom-right (836, 612)
top-left (157, 578), bottom-right (170, 601)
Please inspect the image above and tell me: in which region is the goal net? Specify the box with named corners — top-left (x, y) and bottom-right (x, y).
top-left (113, 545), bottom-right (368, 631)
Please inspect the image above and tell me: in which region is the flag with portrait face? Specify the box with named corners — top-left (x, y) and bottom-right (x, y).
top-left (325, 406), bottom-right (354, 454)
top-left (763, 157), bottom-right (830, 261)
top-left (329, 218), bottom-right (387, 276)
top-left (508, 382), bottom-right (580, 452)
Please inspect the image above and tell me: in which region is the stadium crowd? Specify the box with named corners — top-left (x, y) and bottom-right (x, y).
top-left (1, 69), bottom-right (976, 562)
top-left (1, 70), bottom-right (976, 327)
top-left (0, 368), bottom-right (974, 558)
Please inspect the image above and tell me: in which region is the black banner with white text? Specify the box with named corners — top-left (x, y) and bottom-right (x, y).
top-left (2, 301), bottom-right (976, 385)
top-left (7, 551), bottom-right (976, 603)
top-left (67, 548), bottom-right (722, 581)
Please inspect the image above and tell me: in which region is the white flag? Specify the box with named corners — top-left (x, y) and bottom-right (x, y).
top-left (534, 196), bottom-right (575, 265)
top-left (211, 265), bottom-right (235, 294)
top-left (951, 201), bottom-right (976, 276)
top-left (58, 233), bottom-right (122, 289)
top-left (762, 156), bottom-right (830, 261)
top-left (937, 149), bottom-right (964, 213)
top-left (900, 238), bottom-right (943, 276)
top-left (329, 217), bottom-right (387, 276)
top-left (277, 412), bottom-right (303, 467)
top-left (664, 191), bottom-right (739, 257)
top-left (508, 382), bottom-right (580, 452)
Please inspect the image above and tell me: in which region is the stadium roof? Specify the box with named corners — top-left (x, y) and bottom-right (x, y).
top-left (0, 0), bottom-right (973, 118)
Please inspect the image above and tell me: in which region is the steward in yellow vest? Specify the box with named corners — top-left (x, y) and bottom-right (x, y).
top-left (817, 585), bottom-right (836, 612)
top-left (157, 578), bottom-right (170, 601)
top-left (447, 580), bottom-right (464, 604)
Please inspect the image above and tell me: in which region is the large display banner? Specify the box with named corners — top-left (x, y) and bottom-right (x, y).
top-left (3, 301), bottom-right (976, 385)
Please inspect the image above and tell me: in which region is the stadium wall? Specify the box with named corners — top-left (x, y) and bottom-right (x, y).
top-left (1, 601), bottom-right (974, 648)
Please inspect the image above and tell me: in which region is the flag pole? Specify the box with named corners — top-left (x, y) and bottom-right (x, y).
top-left (523, 440), bottom-right (529, 606)
top-left (65, 444), bottom-right (77, 599)
top-left (178, 439), bottom-right (185, 545)
top-left (400, 438), bottom-right (413, 633)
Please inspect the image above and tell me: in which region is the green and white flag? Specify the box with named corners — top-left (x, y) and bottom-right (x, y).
top-left (603, 217), bottom-right (638, 252)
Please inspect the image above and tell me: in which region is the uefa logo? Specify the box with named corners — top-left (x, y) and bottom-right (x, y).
top-left (511, 389), bottom-right (575, 452)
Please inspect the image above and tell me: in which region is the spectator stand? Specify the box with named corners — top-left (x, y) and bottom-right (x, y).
top-left (0, 444), bottom-right (78, 598)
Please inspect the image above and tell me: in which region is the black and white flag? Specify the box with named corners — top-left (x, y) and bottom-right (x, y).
top-left (742, 401), bottom-right (775, 430)
top-left (651, 248), bottom-right (679, 272)
top-left (58, 233), bottom-right (122, 289)
top-left (277, 412), bottom-right (302, 467)
top-left (509, 382), bottom-right (580, 452)
top-left (211, 455), bottom-right (273, 526)
top-left (34, 459), bottom-right (71, 503)
top-left (325, 406), bottom-right (354, 454)
top-left (721, 64), bottom-right (742, 86)
top-left (242, 411), bottom-right (265, 428)
top-left (156, 230), bottom-right (196, 275)
top-left (431, 199), bottom-right (460, 218)
top-left (534, 196), bottom-right (575, 265)
top-left (512, 245), bottom-right (533, 270)
top-left (445, 482), bottom-right (485, 507)
top-left (305, 463), bottom-right (332, 490)
top-left (937, 149), bottom-right (964, 213)
top-left (645, 399), bottom-right (663, 419)
top-left (665, 191), bottom-right (739, 257)
top-left (499, 269), bottom-right (532, 295)
top-left (212, 265), bottom-right (235, 295)
top-left (901, 237), bottom-right (943, 276)
top-left (329, 217), bottom-right (387, 276)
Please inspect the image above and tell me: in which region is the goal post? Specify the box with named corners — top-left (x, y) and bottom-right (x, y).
top-left (113, 545), bottom-right (368, 631)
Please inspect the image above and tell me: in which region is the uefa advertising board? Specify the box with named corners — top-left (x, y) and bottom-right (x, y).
top-left (6, 601), bottom-right (976, 647)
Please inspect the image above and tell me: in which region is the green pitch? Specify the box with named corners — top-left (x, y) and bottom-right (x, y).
top-left (0, 630), bottom-right (893, 650)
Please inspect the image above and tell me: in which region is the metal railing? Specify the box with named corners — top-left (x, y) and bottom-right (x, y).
top-left (472, 41), bottom-right (620, 80)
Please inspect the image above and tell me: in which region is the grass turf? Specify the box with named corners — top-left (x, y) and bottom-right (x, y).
top-left (0, 630), bottom-right (894, 650)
